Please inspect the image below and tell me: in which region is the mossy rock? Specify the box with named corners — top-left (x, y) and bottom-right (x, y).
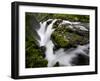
top-left (26, 45), bottom-right (48, 68)
top-left (51, 25), bottom-right (89, 48)
top-left (51, 31), bottom-right (70, 48)
top-left (26, 36), bottom-right (48, 68)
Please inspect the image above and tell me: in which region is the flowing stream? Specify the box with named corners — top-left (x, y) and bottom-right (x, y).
top-left (36, 19), bottom-right (89, 67)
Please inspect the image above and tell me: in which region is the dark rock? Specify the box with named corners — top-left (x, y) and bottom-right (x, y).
top-left (53, 62), bottom-right (60, 67)
top-left (71, 54), bottom-right (89, 65)
top-left (40, 46), bottom-right (46, 58)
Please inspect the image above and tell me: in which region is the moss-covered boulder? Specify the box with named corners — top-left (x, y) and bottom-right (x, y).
top-left (51, 24), bottom-right (89, 48)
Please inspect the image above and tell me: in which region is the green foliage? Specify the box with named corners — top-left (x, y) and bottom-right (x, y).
top-left (26, 46), bottom-right (48, 68)
top-left (53, 14), bottom-right (89, 22)
top-left (28, 12), bottom-right (89, 23)
top-left (25, 13), bottom-right (48, 68)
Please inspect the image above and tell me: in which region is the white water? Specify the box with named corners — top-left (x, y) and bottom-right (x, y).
top-left (36, 19), bottom-right (89, 67)
top-left (37, 19), bottom-right (57, 46)
top-left (52, 44), bottom-right (89, 66)
top-left (60, 20), bottom-right (88, 31)
top-left (37, 19), bottom-right (57, 66)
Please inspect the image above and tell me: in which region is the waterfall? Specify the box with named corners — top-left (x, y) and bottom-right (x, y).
top-left (36, 19), bottom-right (89, 67)
top-left (37, 19), bottom-right (56, 46)
top-left (37, 19), bottom-right (57, 67)
top-left (52, 44), bottom-right (89, 66)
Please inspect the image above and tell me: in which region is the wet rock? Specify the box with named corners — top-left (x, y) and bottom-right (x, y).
top-left (71, 54), bottom-right (89, 65)
top-left (51, 21), bottom-right (89, 48)
top-left (40, 46), bottom-right (46, 58)
top-left (53, 19), bottom-right (63, 28)
top-left (53, 62), bottom-right (60, 67)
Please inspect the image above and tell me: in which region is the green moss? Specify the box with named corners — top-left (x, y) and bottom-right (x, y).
top-left (51, 25), bottom-right (89, 48)
top-left (26, 12), bottom-right (89, 23)
top-left (25, 30), bottom-right (48, 68)
top-left (26, 47), bottom-right (48, 68)
top-left (52, 31), bottom-right (69, 48)
top-left (52, 14), bottom-right (89, 23)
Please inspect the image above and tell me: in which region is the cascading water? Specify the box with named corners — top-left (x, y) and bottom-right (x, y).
top-left (37, 19), bottom-right (57, 66)
top-left (37, 19), bottom-right (56, 46)
top-left (36, 19), bottom-right (89, 67)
